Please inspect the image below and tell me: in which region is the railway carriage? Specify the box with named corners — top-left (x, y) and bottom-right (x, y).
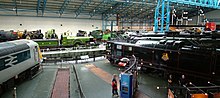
top-left (0, 39), bottom-right (42, 95)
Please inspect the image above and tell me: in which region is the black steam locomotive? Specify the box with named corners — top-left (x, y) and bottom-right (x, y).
top-left (107, 31), bottom-right (220, 81)
top-left (106, 32), bottom-right (220, 97)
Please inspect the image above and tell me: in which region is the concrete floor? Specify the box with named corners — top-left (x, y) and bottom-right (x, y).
top-left (1, 59), bottom-right (167, 98)
top-left (1, 66), bottom-right (57, 98)
top-left (91, 60), bottom-right (167, 98)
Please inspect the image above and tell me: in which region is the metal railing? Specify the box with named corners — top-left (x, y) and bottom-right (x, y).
top-left (123, 55), bottom-right (137, 73)
top-left (41, 45), bottom-right (102, 52)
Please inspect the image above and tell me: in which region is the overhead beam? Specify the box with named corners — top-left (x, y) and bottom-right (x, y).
top-left (115, 0), bottom-right (156, 6)
top-left (42, 0), bottom-right (47, 16)
top-left (118, 3), bottom-right (134, 17)
top-left (12, 0), bottom-right (17, 15)
top-left (154, 0), bottom-right (220, 33)
top-left (75, 0), bottom-right (91, 18)
top-left (165, 0), bottom-right (220, 9)
top-left (89, 0), bottom-right (106, 17)
top-left (59, 0), bottom-right (71, 16)
top-left (102, 2), bottom-right (121, 15)
top-left (154, 0), bottom-right (170, 33)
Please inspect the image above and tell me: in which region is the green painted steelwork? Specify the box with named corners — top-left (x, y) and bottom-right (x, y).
top-left (34, 39), bottom-right (59, 47)
top-left (62, 36), bottom-right (93, 46)
top-left (102, 33), bottom-right (111, 41)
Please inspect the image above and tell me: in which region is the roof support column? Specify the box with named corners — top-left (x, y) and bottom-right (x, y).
top-left (37, 0), bottom-right (41, 16)
top-left (154, 0), bottom-right (170, 33)
top-left (42, 0), bottom-right (47, 16)
top-left (13, 0), bottom-right (17, 15)
top-left (102, 14), bottom-right (108, 31)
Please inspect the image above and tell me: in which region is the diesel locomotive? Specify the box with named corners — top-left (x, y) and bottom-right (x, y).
top-left (0, 39), bottom-right (42, 95)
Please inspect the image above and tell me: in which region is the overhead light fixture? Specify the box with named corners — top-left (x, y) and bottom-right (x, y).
top-left (12, 7), bottom-right (16, 11)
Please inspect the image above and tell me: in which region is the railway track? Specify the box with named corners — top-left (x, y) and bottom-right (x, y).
top-left (71, 64), bottom-right (86, 98)
top-left (51, 68), bottom-right (70, 98)
top-left (48, 61), bottom-right (86, 98)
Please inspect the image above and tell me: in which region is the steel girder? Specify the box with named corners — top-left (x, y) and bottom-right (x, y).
top-left (75, 0), bottom-right (91, 18)
top-left (166, 0), bottom-right (220, 9)
top-left (12, 0), bottom-right (17, 15)
top-left (154, 0), bottom-right (170, 33)
top-left (102, 3), bottom-right (123, 15)
top-left (42, 0), bottom-right (47, 16)
top-left (59, 0), bottom-right (71, 16)
top-left (36, 0), bottom-right (47, 16)
top-left (102, 14), bottom-right (108, 31)
top-left (89, 0), bottom-right (107, 17)
top-left (154, 0), bottom-right (220, 33)
top-left (37, 0), bottom-right (41, 16)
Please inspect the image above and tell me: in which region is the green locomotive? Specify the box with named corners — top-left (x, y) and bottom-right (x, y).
top-left (34, 30), bottom-right (94, 49)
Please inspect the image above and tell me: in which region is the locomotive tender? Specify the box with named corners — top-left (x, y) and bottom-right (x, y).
top-left (0, 39), bottom-right (42, 95)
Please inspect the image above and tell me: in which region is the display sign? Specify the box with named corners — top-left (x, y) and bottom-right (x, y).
top-left (120, 73), bottom-right (133, 98)
top-left (128, 47), bottom-right (132, 51)
top-left (117, 45), bottom-right (122, 50)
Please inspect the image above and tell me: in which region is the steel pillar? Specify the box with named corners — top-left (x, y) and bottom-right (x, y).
top-left (42, 0), bottom-right (47, 16)
top-left (154, 0), bottom-right (170, 33)
top-left (13, 0), bottom-right (17, 15)
top-left (102, 14), bottom-right (108, 31)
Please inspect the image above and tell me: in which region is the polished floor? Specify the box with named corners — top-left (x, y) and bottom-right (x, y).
top-left (1, 60), bottom-right (167, 98)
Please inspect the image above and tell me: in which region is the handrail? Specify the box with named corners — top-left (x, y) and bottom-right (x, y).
top-left (41, 46), bottom-right (100, 52)
top-left (123, 55), bottom-right (137, 73)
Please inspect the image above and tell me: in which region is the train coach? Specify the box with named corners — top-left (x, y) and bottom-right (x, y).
top-left (0, 39), bottom-right (42, 95)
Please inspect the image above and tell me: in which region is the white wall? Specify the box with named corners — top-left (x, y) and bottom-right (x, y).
top-left (0, 16), bottom-right (102, 38)
top-left (189, 10), bottom-right (220, 25)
